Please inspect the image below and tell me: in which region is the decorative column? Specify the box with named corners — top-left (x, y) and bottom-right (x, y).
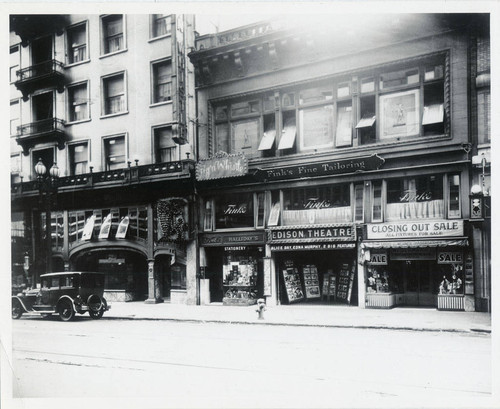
top-left (145, 259), bottom-right (163, 304)
top-left (357, 244), bottom-right (367, 309)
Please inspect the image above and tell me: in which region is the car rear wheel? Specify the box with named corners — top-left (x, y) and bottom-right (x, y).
top-left (12, 300), bottom-right (23, 319)
top-left (58, 300), bottom-right (74, 322)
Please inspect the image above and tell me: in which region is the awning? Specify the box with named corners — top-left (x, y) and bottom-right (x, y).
top-left (258, 129), bottom-right (276, 151)
top-left (361, 238), bottom-right (468, 249)
top-left (422, 103), bottom-right (444, 125)
top-left (355, 114), bottom-right (376, 129)
top-left (278, 120), bottom-right (296, 150)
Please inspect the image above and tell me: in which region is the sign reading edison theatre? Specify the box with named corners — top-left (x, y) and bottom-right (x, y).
top-left (268, 225), bottom-right (355, 243)
top-left (367, 220), bottom-right (464, 240)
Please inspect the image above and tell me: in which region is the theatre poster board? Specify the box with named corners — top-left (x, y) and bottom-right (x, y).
top-left (336, 264), bottom-right (355, 304)
top-left (282, 266), bottom-right (304, 303)
top-left (303, 265), bottom-right (321, 299)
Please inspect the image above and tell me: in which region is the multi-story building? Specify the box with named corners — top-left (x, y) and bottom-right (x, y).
top-left (10, 14), bottom-right (198, 303)
top-left (188, 14), bottom-right (491, 311)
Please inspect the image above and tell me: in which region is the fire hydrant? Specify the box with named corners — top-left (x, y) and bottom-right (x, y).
top-left (256, 298), bottom-right (266, 320)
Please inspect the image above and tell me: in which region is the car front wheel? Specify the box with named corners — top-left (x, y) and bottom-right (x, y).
top-left (58, 300), bottom-right (74, 322)
top-left (12, 299), bottom-right (23, 319)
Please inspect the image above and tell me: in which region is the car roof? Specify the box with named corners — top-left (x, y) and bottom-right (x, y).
top-left (40, 272), bottom-right (104, 278)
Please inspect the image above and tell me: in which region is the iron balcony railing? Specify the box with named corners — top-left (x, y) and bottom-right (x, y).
top-left (11, 160), bottom-right (194, 196)
top-left (15, 59), bottom-right (65, 83)
top-left (16, 118), bottom-right (66, 138)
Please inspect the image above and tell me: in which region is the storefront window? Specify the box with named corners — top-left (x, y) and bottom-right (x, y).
top-left (171, 263), bottom-right (186, 290)
top-left (256, 192), bottom-right (265, 228)
top-left (282, 185), bottom-right (351, 225)
top-left (41, 212), bottom-right (64, 251)
top-left (354, 184), bottom-right (364, 222)
top-left (372, 181), bottom-right (383, 222)
top-left (214, 193), bottom-right (254, 229)
top-left (386, 175), bottom-right (444, 221)
top-left (448, 174), bottom-right (461, 219)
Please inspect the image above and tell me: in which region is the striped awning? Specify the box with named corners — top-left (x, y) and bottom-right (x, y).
top-left (361, 238), bottom-right (468, 249)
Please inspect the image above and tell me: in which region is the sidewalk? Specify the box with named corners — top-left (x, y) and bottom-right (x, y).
top-left (105, 301), bottom-right (492, 334)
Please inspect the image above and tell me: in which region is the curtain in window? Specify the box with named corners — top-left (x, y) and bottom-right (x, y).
top-left (105, 76), bottom-right (124, 114)
top-left (154, 15), bottom-right (170, 37)
top-left (105, 16), bottom-right (123, 36)
top-left (385, 200), bottom-right (444, 221)
top-left (156, 127), bottom-right (176, 162)
top-left (106, 138), bottom-right (125, 169)
top-left (70, 85), bottom-right (88, 121)
top-left (154, 62), bottom-right (172, 102)
top-left (69, 26), bottom-right (86, 62)
top-left (282, 207), bottom-right (352, 225)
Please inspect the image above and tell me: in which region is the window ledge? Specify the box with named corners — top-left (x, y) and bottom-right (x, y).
top-left (150, 100), bottom-right (173, 108)
top-left (65, 118), bottom-right (92, 126)
top-left (65, 59), bottom-right (90, 68)
top-left (148, 34), bottom-right (172, 43)
top-left (100, 111), bottom-right (129, 120)
top-left (99, 48), bottom-right (128, 59)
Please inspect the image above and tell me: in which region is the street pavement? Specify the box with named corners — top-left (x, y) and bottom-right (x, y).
top-left (102, 301), bottom-right (491, 334)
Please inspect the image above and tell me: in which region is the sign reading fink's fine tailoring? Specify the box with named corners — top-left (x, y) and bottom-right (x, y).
top-left (367, 220), bottom-right (464, 240)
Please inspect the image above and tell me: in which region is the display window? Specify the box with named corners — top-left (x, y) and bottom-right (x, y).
top-left (276, 251), bottom-right (357, 305)
top-left (204, 192), bottom-right (266, 231)
top-left (282, 185), bottom-right (351, 225)
top-left (365, 248), bottom-right (465, 307)
top-left (386, 175), bottom-right (444, 221)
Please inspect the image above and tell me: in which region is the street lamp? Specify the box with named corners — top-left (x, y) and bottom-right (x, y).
top-left (34, 158), bottom-right (59, 285)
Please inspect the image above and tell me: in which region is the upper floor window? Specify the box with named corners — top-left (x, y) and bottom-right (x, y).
top-left (11, 154), bottom-right (22, 183)
top-left (211, 54), bottom-right (448, 159)
top-left (102, 72), bottom-right (126, 116)
top-left (152, 60), bottom-right (172, 103)
top-left (151, 14), bottom-right (171, 38)
top-left (69, 142), bottom-right (88, 175)
top-left (10, 45), bottom-right (20, 83)
top-left (104, 135), bottom-right (126, 170)
top-left (101, 15), bottom-right (124, 55)
top-left (10, 99), bottom-right (20, 135)
top-left (68, 82), bottom-right (89, 122)
top-left (358, 56), bottom-right (446, 144)
top-left (67, 22), bottom-right (87, 64)
top-left (154, 126), bottom-right (176, 162)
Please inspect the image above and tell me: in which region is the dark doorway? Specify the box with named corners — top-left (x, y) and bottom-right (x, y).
top-left (32, 36), bottom-right (53, 64)
top-left (205, 247), bottom-right (224, 302)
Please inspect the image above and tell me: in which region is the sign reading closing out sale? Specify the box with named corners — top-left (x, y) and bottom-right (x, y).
top-left (366, 220), bottom-right (463, 240)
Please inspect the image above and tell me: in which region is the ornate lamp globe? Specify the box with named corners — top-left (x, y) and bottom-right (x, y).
top-left (34, 159), bottom-right (47, 178)
top-left (49, 162), bottom-right (60, 179)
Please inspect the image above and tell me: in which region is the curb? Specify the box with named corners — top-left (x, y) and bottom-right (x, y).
top-left (104, 315), bottom-right (491, 334)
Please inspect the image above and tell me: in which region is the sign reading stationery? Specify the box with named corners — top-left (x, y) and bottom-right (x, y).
top-left (196, 152), bottom-right (248, 181)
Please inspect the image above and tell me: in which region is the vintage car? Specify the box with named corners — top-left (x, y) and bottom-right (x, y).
top-left (11, 272), bottom-right (110, 321)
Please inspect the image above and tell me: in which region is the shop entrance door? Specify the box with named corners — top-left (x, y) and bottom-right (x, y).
top-left (401, 261), bottom-right (437, 307)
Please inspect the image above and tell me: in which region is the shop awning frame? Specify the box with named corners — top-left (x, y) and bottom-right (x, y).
top-left (361, 238), bottom-right (468, 249)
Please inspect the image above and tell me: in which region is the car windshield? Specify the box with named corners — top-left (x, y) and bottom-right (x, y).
top-left (80, 274), bottom-right (104, 288)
